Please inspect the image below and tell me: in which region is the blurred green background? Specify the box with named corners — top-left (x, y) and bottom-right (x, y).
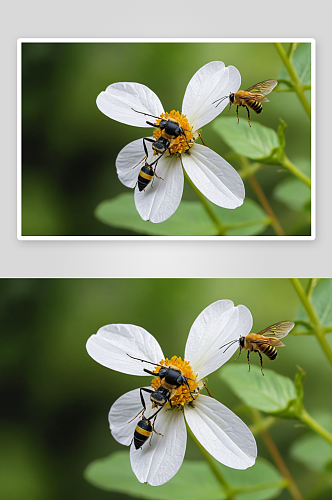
top-left (1, 278), bottom-right (330, 500)
top-left (21, 42), bottom-right (311, 236)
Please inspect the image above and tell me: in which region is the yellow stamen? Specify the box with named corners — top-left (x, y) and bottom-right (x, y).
top-left (151, 355), bottom-right (201, 407)
top-left (153, 110), bottom-right (197, 156)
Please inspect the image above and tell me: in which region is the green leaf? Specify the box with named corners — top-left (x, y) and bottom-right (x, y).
top-left (84, 451), bottom-right (285, 500)
top-left (212, 118), bottom-right (279, 161)
top-left (296, 279), bottom-right (332, 328)
top-left (290, 434), bottom-right (332, 473)
top-left (274, 177), bottom-right (311, 212)
top-left (279, 43), bottom-right (311, 86)
top-left (219, 364), bottom-right (297, 415)
top-left (211, 198), bottom-right (270, 236)
top-left (221, 456), bottom-right (285, 500)
top-left (95, 193), bottom-right (217, 236)
top-left (95, 193), bottom-right (270, 236)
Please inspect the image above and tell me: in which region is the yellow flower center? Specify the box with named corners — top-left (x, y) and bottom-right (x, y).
top-left (153, 110), bottom-right (197, 156)
top-left (150, 355), bottom-right (201, 407)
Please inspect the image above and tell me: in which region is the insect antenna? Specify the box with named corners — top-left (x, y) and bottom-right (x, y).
top-left (126, 353), bottom-right (164, 368)
top-left (131, 108), bottom-right (160, 120)
top-left (219, 339), bottom-right (239, 353)
top-left (212, 95), bottom-right (229, 107)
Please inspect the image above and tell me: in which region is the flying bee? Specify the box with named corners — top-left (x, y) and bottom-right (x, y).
top-left (132, 412), bottom-right (163, 450)
top-left (127, 354), bottom-right (196, 412)
top-left (213, 79), bottom-right (278, 127)
top-left (220, 321), bottom-right (294, 375)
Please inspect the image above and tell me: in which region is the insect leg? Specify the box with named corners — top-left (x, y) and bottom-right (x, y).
top-left (247, 350), bottom-right (251, 372)
top-left (204, 382), bottom-right (214, 398)
top-left (152, 414), bottom-right (163, 437)
top-left (148, 404), bottom-right (165, 421)
top-left (184, 379), bottom-right (196, 402)
top-left (225, 102), bottom-right (232, 115)
top-left (258, 351), bottom-right (265, 376)
top-left (199, 133), bottom-right (207, 147)
top-left (234, 347), bottom-right (242, 361)
top-left (139, 387), bottom-right (154, 411)
top-left (154, 171), bottom-right (164, 180)
top-left (245, 106), bottom-right (251, 128)
top-left (128, 407), bottom-right (145, 423)
top-left (142, 137), bottom-right (155, 158)
top-left (181, 130), bottom-right (191, 150)
top-left (236, 105), bottom-right (240, 124)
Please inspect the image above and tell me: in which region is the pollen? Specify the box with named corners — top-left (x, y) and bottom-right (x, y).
top-left (153, 111), bottom-right (196, 155)
top-left (151, 356), bottom-right (200, 407)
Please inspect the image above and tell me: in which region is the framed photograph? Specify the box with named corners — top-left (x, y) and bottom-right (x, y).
top-left (18, 38), bottom-right (315, 240)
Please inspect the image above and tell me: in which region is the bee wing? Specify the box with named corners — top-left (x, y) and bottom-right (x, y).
top-left (245, 80), bottom-right (278, 95)
top-left (257, 321), bottom-right (295, 339)
top-left (251, 337), bottom-right (285, 347)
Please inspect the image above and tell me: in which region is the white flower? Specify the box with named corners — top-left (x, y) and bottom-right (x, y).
top-left (96, 62), bottom-right (244, 223)
top-left (86, 299), bottom-right (257, 486)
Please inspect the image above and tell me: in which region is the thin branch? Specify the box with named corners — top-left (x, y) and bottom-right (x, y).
top-left (261, 429), bottom-right (304, 500)
top-left (238, 155), bottom-right (285, 236)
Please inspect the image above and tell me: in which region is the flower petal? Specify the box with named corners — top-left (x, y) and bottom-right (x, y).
top-left (116, 137), bottom-right (155, 188)
top-left (134, 155), bottom-right (184, 223)
top-left (185, 395), bottom-right (257, 469)
top-left (130, 408), bottom-right (186, 486)
top-left (97, 82), bottom-right (164, 127)
top-left (108, 387), bottom-right (156, 446)
top-left (86, 324), bottom-right (164, 376)
top-left (182, 62), bottom-right (241, 130)
top-left (185, 300), bottom-right (253, 380)
top-left (182, 144), bottom-right (244, 209)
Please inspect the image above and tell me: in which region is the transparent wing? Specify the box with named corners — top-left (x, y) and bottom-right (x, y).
top-left (257, 321), bottom-right (294, 339)
top-left (251, 337), bottom-right (285, 347)
top-left (245, 80), bottom-right (278, 95)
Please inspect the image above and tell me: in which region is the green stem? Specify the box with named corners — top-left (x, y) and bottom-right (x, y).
top-left (290, 278), bottom-right (332, 367)
top-left (183, 168), bottom-right (226, 236)
top-left (299, 410), bottom-right (332, 447)
top-left (290, 278), bottom-right (319, 326)
top-left (249, 415), bottom-right (277, 435)
top-left (306, 278), bottom-right (319, 299)
top-left (274, 43), bottom-right (311, 119)
top-left (238, 161), bottom-right (262, 180)
top-left (279, 156), bottom-right (311, 188)
top-left (274, 84), bottom-right (311, 93)
top-left (187, 425), bottom-right (233, 496)
top-left (315, 332), bottom-right (332, 367)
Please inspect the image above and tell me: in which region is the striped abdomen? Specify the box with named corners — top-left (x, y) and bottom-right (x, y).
top-left (259, 343), bottom-right (278, 360)
top-left (246, 99), bottom-right (263, 114)
top-left (137, 165), bottom-right (154, 191)
top-left (133, 418), bottom-right (152, 449)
